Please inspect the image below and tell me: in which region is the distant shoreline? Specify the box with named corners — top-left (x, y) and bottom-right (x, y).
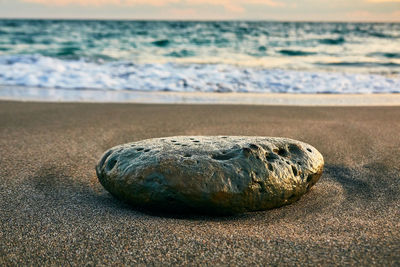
top-left (0, 18), bottom-right (400, 23)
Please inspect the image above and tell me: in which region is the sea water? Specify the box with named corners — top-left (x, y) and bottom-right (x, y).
top-left (0, 20), bottom-right (399, 96)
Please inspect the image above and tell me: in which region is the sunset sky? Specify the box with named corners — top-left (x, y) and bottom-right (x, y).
top-left (0, 0), bottom-right (399, 21)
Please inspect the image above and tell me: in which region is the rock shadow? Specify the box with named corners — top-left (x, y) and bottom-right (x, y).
top-left (28, 163), bottom-right (327, 222)
top-left (30, 164), bottom-right (249, 221)
top-left (29, 161), bottom-right (398, 222)
top-left (30, 164), bottom-right (135, 215)
top-left (324, 164), bottom-right (373, 202)
top-left (131, 206), bottom-right (251, 221)
top-left (324, 162), bottom-right (398, 205)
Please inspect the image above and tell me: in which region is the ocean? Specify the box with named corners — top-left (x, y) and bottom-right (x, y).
top-left (0, 19), bottom-right (400, 97)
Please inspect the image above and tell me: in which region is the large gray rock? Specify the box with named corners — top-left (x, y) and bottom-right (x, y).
top-left (96, 136), bottom-right (324, 214)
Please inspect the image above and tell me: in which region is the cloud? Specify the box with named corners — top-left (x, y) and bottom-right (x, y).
top-left (189, 0), bottom-right (286, 12)
top-left (345, 10), bottom-right (400, 21)
top-left (366, 0), bottom-right (400, 2)
top-left (247, 0), bottom-right (286, 7)
top-left (168, 8), bottom-right (197, 17)
top-left (22, 0), bottom-right (177, 6)
top-left (22, 0), bottom-right (285, 12)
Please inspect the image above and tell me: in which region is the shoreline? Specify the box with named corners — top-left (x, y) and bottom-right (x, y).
top-left (1, 86), bottom-right (400, 106)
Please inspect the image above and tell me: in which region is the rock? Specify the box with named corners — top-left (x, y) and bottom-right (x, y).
top-left (96, 136), bottom-right (324, 214)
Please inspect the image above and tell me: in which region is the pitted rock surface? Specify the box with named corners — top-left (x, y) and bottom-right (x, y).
top-left (96, 136), bottom-right (324, 214)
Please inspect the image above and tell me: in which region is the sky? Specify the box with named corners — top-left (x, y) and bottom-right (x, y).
top-left (0, 0), bottom-right (399, 21)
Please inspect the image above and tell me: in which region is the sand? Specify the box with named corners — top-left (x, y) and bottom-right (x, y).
top-left (0, 100), bottom-right (399, 265)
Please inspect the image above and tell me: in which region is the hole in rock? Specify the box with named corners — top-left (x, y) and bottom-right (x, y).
top-left (266, 152), bottom-right (279, 162)
top-left (193, 140), bottom-right (200, 143)
top-left (212, 153), bottom-right (235, 161)
top-left (307, 148), bottom-right (312, 152)
top-left (99, 150), bottom-right (112, 168)
top-left (291, 165), bottom-right (298, 176)
top-left (184, 154), bottom-right (191, 158)
top-left (136, 148), bottom-right (144, 151)
top-left (268, 163), bottom-right (274, 171)
top-left (221, 136), bottom-right (228, 139)
top-left (286, 160), bottom-right (290, 165)
top-left (242, 147), bottom-right (252, 157)
top-left (144, 149), bottom-right (151, 152)
top-left (249, 144), bottom-right (259, 150)
top-left (307, 174), bottom-right (313, 183)
top-left (288, 144), bottom-right (303, 155)
top-left (106, 157), bottom-right (117, 171)
top-left (277, 148), bottom-right (289, 157)
top-left (171, 140), bottom-right (177, 143)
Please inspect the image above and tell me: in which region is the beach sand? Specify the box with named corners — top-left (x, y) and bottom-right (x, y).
top-left (1, 100), bottom-right (399, 265)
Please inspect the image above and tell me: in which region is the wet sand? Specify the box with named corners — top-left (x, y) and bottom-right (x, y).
top-left (2, 85), bottom-right (400, 106)
top-left (1, 101), bottom-right (399, 265)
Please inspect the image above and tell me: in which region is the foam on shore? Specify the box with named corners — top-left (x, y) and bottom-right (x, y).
top-left (0, 55), bottom-right (399, 94)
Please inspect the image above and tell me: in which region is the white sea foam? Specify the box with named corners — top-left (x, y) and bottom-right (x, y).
top-left (0, 55), bottom-right (399, 94)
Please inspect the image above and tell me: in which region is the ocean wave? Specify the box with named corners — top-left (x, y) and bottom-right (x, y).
top-left (317, 61), bottom-right (400, 67)
top-left (0, 54), bottom-right (399, 94)
top-left (368, 31), bottom-right (399, 39)
top-left (166, 49), bottom-right (196, 58)
top-left (152, 39), bottom-right (170, 47)
top-left (318, 37), bottom-right (345, 45)
top-left (368, 52), bottom-right (400, 59)
top-left (1, 20), bottom-right (399, 76)
top-left (278, 50), bottom-right (317, 56)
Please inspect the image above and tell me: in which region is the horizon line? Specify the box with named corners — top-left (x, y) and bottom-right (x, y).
top-left (1, 17), bottom-right (400, 23)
